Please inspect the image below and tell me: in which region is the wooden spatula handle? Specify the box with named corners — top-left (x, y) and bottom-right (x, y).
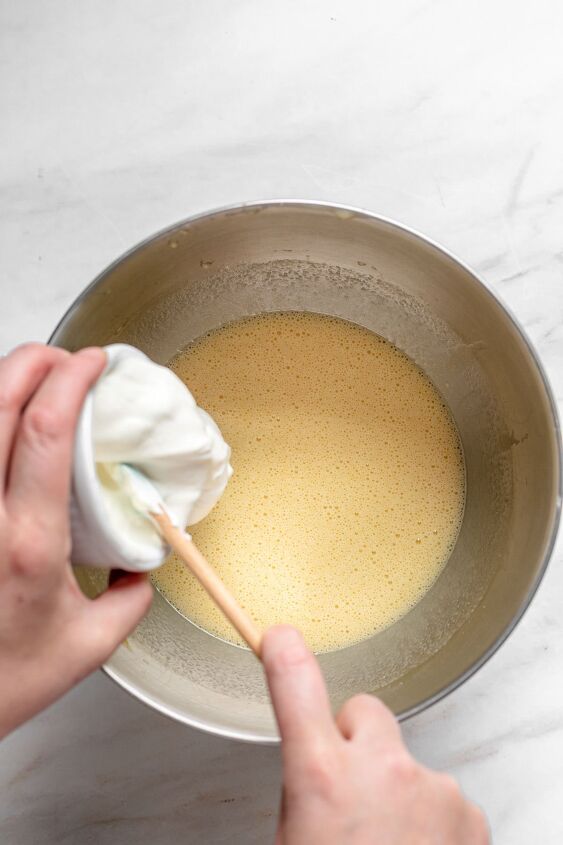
top-left (152, 511), bottom-right (262, 658)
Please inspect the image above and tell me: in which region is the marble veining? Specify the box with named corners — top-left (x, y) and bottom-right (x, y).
top-left (1, 0), bottom-right (562, 842)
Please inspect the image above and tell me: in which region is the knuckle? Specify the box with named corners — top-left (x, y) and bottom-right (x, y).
top-left (337, 696), bottom-right (356, 722)
top-left (0, 384), bottom-right (22, 414)
top-left (23, 403), bottom-right (65, 443)
top-left (15, 342), bottom-right (67, 360)
top-left (301, 749), bottom-right (337, 799)
top-left (440, 772), bottom-right (462, 801)
top-left (384, 750), bottom-right (419, 785)
top-left (12, 341), bottom-right (45, 357)
top-left (10, 519), bottom-right (56, 578)
top-left (10, 542), bottom-right (45, 579)
top-left (0, 346), bottom-right (68, 414)
top-left (339, 694), bottom-right (375, 728)
top-left (80, 618), bottom-right (121, 666)
top-left (470, 806), bottom-right (490, 842)
top-left (347, 693), bottom-right (373, 711)
top-left (349, 693), bottom-right (391, 720)
top-left (340, 694), bottom-right (400, 740)
top-left (86, 624), bottom-right (113, 659)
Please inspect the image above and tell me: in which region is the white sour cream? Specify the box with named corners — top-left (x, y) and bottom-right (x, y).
top-left (92, 353), bottom-right (232, 555)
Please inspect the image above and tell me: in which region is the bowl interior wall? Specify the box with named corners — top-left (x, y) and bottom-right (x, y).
top-left (60, 205), bottom-right (559, 740)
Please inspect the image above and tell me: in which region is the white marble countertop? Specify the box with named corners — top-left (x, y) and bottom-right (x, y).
top-left (1, 1), bottom-right (562, 842)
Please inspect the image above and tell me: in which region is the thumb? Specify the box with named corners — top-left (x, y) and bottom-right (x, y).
top-left (81, 573), bottom-right (153, 665)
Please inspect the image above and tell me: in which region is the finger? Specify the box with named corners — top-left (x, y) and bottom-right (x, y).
top-left (336, 694), bottom-right (402, 748)
top-left (262, 626), bottom-right (340, 757)
top-left (7, 348), bottom-right (106, 520)
top-left (0, 344), bottom-right (69, 487)
top-left (79, 574), bottom-right (153, 666)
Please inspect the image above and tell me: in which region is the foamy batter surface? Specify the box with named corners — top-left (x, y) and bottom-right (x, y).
top-left (153, 312), bottom-right (465, 653)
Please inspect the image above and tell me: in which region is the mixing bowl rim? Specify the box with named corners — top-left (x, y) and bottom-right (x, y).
top-left (49, 199), bottom-right (562, 742)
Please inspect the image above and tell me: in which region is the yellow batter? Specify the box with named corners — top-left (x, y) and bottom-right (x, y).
top-left (153, 312), bottom-right (465, 653)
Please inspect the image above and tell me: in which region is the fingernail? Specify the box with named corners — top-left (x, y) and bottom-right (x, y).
top-left (276, 626), bottom-right (303, 646)
top-left (264, 625), bottom-right (306, 659)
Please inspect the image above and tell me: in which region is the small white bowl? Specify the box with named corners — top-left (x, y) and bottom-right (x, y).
top-left (70, 344), bottom-right (169, 572)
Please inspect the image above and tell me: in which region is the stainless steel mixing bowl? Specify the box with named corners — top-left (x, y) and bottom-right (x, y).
top-left (51, 201), bottom-right (561, 743)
